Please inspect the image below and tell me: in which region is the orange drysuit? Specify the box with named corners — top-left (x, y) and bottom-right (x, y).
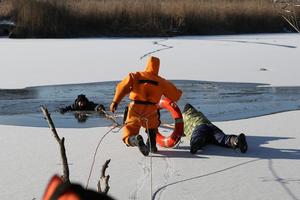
top-left (42, 175), bottom-right (114, 200)
top-left (111, 56), bottom-right (182, 145)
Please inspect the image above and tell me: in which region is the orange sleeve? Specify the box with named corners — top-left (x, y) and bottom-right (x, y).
top-left (113, 73), bottom-right (134, 104)
top-left (42, 175), bottom-right (63, 200)
top-left (161, 79), bottom-right (182, 102)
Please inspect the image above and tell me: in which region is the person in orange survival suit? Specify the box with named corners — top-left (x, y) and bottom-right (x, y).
top-left (110, 56), bottom-right (182, 156)
top-left (42, 175), bottom-right (115, 200)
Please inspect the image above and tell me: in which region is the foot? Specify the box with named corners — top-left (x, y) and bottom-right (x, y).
top-left (136, 135), bottom-right (150, 156)
top-left (146, 140), bottom-right (158, 153)
top-left (190, 137), bottom-right (206, 154)
top-left (150, 146), bottom-right (158, 153)
top-left (237, 133), bottom-right (248, 153)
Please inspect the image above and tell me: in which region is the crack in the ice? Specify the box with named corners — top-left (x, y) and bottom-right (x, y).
top-left (152, 158), bottom-right (260, 200)
top-left (140, 39), bottom-right (173, 60)
top-left (154, 156), bottom-right (178, 200)
top-left (268, 159), bottom-right (299, 200)
top-left (129, 157), bottom-right (150, 200)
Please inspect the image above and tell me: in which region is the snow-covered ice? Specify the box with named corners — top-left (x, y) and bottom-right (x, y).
top-left (0, 33), bottom-right (299, 200)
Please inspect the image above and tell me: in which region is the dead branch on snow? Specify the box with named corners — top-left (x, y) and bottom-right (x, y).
top-left (41, 106), bottom-right (70, 183)
top-left (97, 159), bottom-right (111, 194)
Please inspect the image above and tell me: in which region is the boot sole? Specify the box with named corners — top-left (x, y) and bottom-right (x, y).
top-left (136, 135), bottom-right (150, 156)
top-left (238, 133), bottom-right (248, 153)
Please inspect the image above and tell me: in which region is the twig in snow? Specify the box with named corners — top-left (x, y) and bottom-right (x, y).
top-left (97, 159), bottom-right (111, 194)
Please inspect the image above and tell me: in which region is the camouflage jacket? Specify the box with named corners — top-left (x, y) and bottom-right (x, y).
top-left (182, 105), bottom-right (211, 140)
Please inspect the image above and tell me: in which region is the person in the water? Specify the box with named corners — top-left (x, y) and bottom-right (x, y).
top-left (59, 94), bottom-right (105, 114)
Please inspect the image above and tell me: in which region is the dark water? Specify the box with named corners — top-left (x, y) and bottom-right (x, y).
top-left (0, 80), bottom-right (300, 128)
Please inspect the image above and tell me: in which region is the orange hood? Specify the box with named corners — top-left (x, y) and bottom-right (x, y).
top-left (145, 56), bottom-right (160, 75)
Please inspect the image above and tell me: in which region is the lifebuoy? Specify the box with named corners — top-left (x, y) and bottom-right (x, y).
top-left (156, 98), bottom-right (184, 148)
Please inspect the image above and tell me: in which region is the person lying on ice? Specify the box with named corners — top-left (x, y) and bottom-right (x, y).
top-left (183, 103), bottom-right (248, 154)
top-left (59, 94), bottom-right (105, 114)
top-left (110, 56), bottom-right (182, 156)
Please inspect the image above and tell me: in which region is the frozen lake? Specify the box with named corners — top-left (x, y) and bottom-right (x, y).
top-left (1, 34), bottom-right (300, 200)
top-left (0, 80), bottom-right (300, 128)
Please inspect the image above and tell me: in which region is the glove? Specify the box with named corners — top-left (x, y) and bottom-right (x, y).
top-left (95, 104), bottom-right (105, 113)
top-left (110, 102), bottom-right (118, 113)
top-left (59, 108), bottom-right (67, 114)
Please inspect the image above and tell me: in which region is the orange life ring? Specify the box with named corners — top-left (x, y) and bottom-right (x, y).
top-left (156, 98), bottom-right (184, 148)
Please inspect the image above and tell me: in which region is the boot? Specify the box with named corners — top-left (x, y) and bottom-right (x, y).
top-left (230, 133), bottom-right (248, 153)
top-left (146, 129), bottom-right (158, 153)
top-left (128, 135), bottom-right (150, 156)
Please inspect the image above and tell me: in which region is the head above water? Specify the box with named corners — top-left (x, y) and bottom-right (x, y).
top-left (145, 56), bottom-right (160, 75)
top-left (75, 94), bottom-right (89, 109)
top-left (77, 100), bottom-right (87, 109)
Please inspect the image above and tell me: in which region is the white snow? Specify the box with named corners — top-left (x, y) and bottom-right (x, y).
top-left (1, 34), bottom-right (300, 89)
top-left (0, 33), bottom-right (299, 200)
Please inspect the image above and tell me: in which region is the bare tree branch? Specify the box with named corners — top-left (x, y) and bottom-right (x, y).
top-left (41, 106), bottom-right (70, 183)
top-left (97, 159), bottom-right (111, 194)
